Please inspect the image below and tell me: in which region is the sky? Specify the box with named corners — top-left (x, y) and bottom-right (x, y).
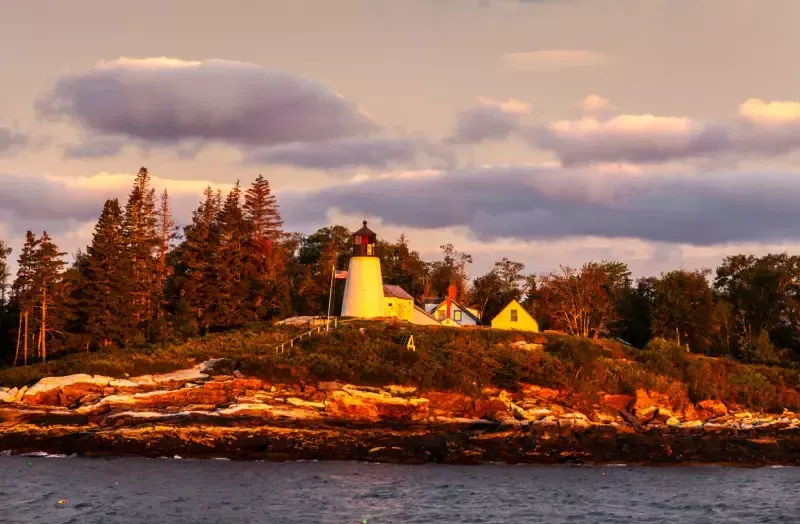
top-left (2, 0), bottom-right (800, 279)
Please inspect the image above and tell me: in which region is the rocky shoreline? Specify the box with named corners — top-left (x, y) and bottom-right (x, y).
top-left (2, 359), bottom-right (800, 465)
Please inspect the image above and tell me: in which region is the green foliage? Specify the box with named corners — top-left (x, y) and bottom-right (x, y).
top-left (639, 337), bottom-right (689, 379)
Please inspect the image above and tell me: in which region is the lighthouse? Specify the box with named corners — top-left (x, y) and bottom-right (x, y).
top-left (341, 221), bottom-right (384, 318)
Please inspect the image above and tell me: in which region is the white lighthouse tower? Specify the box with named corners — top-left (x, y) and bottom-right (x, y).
top-left (341, 221), bottom-right (384, 318)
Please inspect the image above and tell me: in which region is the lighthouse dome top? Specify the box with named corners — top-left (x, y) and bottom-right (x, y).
top-left (353, 220), bottom-right (375, 237)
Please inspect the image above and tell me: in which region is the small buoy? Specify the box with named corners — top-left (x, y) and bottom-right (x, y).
top-left (26, 461), bottom-right (32, 467)
top-left (57, 499), bottom-right (69, 505)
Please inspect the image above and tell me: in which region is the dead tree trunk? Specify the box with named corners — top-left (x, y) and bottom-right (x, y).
top-left (23, 311), bottom-right (28, 366)
top-left (14, 314), bottom-right (22, 366)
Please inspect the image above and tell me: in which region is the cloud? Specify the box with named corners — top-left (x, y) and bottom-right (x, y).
top-left (0, 170), bottom-right (233, 237)
top-left (280, 164), bottom-right (800, 247)
top-left (244, 136), bottom-right (453, 171)
top-left (64, 137), bottom-right (128, 158)
top-left (501, 50), bottom-right (613, 71)
top-left (449, 96), bottom-right (531, 144)
top-left (36, 57), bottom-right (379, 152)
top-left (527, 114), bottom-right (731, 165)
top-left (579, 94), bottom-right (610, 113)
top-left (0, 127), bottom-right (28, 154)
top-left (739, 99), bottom-right (800, 125)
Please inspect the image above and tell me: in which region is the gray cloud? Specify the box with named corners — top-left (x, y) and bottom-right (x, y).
top-left (0, 127), bottom-right (28, 154)
top-left (37, 57), bottom-right (378, 150)
top-left (244, 136), bottom-right (455, 171)
top-left (280, 165), bottom-right (800, 246)
top-left (449, 97), bottom-right (530, 144)
top-left (65, 137), bottom-right (129, 159)
top-left (528, 121), bottom-right (733, 165)
top-left (0, 172), bottom-right (102, 234)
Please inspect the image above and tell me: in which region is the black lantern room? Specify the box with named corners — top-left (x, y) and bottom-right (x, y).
top-left (352, 220), bottom-right (377, 256)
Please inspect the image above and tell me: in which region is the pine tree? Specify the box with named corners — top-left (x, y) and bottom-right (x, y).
top-left (79, 199), bottom-right (134, 347)
top-left (30, 232), bottom-right (67, 363)
top-left (244, 175), bottom-right (289, 319)
top-left (244, 175), bottom-right (284, 242)
top-left (153, 189), bottom-right (179, 339)
top-left (216, 181), bottom-right (250, 326)
top-left (174, 186), bottom-right (222, 334)
top-left (123, 167), bottom-right (160, 341)
top-left (12, 232), bottom-right (38, 365)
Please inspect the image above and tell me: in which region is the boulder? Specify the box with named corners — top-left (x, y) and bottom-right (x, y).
top-left (22, 374), bottom-right (112, 406)
top-left (522, 385), bottom-right (560, 402)
top-left (665, 417), bottom-right (680, 427)
top-left (424, 392), bottom-right (473, 414)
top-left (600, 394), bottom-right (634, 412)
top-left (697, 400), bottom-right (728, 417)
top-left (324, 391), bottom-right (379, 421)
top-left (471, 397), bottom-right (512, 421)
top-left (384, 385), bottom-right (418, 397)
top-left (14, 386), bottom-right (27, 402)
top-left (0, 389), bottom-right (16, 404)
top-left (324, 390), bottom-right (428, 422)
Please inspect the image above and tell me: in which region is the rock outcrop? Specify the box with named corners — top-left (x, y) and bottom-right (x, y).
top-left (2, 359), bottom-right (800, 465)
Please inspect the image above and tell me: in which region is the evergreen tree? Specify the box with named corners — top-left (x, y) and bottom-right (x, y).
top-left (123, 167), bottom-right (160, 341)
top-left (244, 175), bottom-right (284, 242)
top-left (244, 175), bottom-right (289, 319)
top-left (29, 232), bottom-right (67, 362)
top-left (79, 199), bottom-right (134, 348)
top-left (216, 181), bottom-right (250, 326)
top-left (153, 189), bottom-right (179, 340)
top-left (174, 186), bottom-right (222, 334)
top-left (12, 232), bottom-right (38, 365)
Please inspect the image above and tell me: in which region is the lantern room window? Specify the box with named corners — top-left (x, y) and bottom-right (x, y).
top-left (351, 220), bottom-right (378, 257)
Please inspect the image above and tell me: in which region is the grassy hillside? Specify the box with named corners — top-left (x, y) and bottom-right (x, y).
top-left (1, 320), bottom-right (798, 413)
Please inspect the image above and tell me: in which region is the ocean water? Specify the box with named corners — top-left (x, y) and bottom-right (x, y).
top-left (1, 456), bottom-right (799, 523)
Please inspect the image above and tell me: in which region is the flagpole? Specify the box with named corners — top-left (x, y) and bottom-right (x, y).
top-left (327, 264), bottom-right (335, 332)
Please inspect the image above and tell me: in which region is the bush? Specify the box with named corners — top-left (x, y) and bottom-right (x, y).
top-left (638, 337), bottom-right (689, 379)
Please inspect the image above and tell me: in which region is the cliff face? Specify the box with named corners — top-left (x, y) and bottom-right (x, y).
top-left (2, 358), bottom-right (800, 465)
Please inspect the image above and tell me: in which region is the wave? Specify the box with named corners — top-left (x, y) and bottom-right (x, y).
top-left (20, 452), bottom-right (75, 458)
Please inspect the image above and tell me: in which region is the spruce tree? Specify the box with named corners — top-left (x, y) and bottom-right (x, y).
top-left (12, 232), bottom-right (38, 365)
top-left (153, 189), bottom-right (178, 340)
top-left (216, 181), bottom-right (250, 326)
top-left (30, 232), bottom-right (67, 363)
top-left (174, 186), bottom-right (222, 334)
top-left (244, 175), bottom-right (289, 319)
top-left (244, 175), bottom-right (284, 242)
top-left (123, 167), bottom-right (160, 341)
top-left (79, 199), bottom-right (134, 347)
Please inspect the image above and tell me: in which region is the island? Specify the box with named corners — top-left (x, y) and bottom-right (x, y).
top-left (1, 322), bottom-right (799, 465)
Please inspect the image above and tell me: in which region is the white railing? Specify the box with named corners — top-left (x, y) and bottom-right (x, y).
top-left (274, 317), bottom-right (357, 353)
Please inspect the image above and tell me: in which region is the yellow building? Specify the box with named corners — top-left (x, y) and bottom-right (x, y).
top-left (383, 285), bottom-right (415, 322)
top-left (491, 299), bottom-right (539, 332)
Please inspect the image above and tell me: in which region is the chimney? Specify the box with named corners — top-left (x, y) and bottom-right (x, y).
top-left (446, 285), bottom-right (457, 320)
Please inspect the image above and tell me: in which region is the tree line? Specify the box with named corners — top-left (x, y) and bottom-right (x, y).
top-left (0, 167), bottom-right (798, 368)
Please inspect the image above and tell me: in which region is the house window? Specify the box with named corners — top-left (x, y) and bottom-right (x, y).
top-left (388, 302), bottom-right (393, 307)
top-left (354, 235), bottom-right (361, 245)
top-left (367, 244), bottom-right (374, 255)
top-left (436, 310), bottom-right (445, 320)
top-left (454, 310), bottom-right (462, 321)
top-left (510, 309), bottom-right (518, 322)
